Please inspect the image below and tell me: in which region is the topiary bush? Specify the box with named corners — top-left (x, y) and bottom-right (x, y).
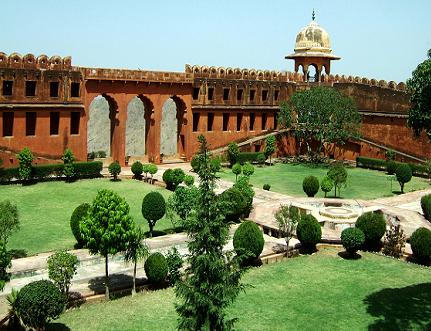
top-left (320, 176), bottom-right (333, 197)
top-left (296, 214), bottom-right (322, 251)
top-left (257, 153), bottom-right (266, 166)
top-left (131, 161), bottom-right (143, 179)
top-left (144, 252), bottom-right (168, 284)
top-left (263, 183), bottom-right (271, 191)
top-left (421, 194), bottom-right (431, 222)
top-left (148, 164), bottom-right (158, 184)
top-left (227, 142), bottom-right (240, 167)
top-left (108, 161), bottom-right (121, 180)
top-left (163, 168), bottom-right (185, 191)
top-left (219, 187), bottom-right (248, 222)
top-left (18, 147), bottom-right (34, 181)
top-left (70, 203), bottom-right (90, 248)
top-left (142, 191), bottom-right (166, 237)
top-left (410, 227), bottom-right (431, 264)
top-left (355, 212), bottom-right (387, 250)
top-left (242, 162), bottom-right (255, 177)
top-left (232, 163), bottom-right (242, 182)
top-left (15, 280), bottom-right (66, 331)
top-left (396, 163), bottom-right (412, 193)
top-left (233, 176), bottom-right (255, 217)
top-left (183, 175), bottom-right (194, 187)
top-left (302, 176), bottom-right (320, 197)
top-left (233, 221), bottom-right (264, 260)
top-left (341, 227), bottom-right (365, 257)
top-left (386, 160), bottom-right (399, 175)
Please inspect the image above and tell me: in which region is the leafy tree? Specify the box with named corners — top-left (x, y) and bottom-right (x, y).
top-left (0, 200), bottom-right (19, 244)
top-left (279, 87), bottom-right (360, 162)
top-left (70, 203), bottom-right (90, 248)
top-left (15, 280), bottom-right (65, 331)
top-left (108, 161), bottom-right (121, 180)
top-left (274, 204), bottom-right (300, 254)
top-left (233, 175), bottom-right (255, 217)
top-left (175, 135), bottom-right (246, 330)
top-left (124, 227), bottom-right (149, 295)
top-left (277, 101), bottom-right (292, 129)
top-left (142, 191), bottom-right (166, 237)
top-left (142, 163), bottom-right (150, 182)
top-left (148, 164), bottom-right (158, 184)
top-left (407, 50), bottom-right (431, 139)
top-left (264, 135), bottom-right (276, 165)
top-left (327, 162), bottom-right (348, 197)
top-left (62, 148), bottom-right (76, 180)
top-left (227, 142), bottom-right (240, 167)
top-left (80, 189), bottom-right (135, 299)
top-left (0, 241), bottom-right (11, 292)
top-left (47, 250), bottom-right (79, 296)
top-left (232, 163), bottom-right (242, 182)
top-left (396, 164), bottom-right (412, 193)
top-left (382, 223), bottom-right (406, 258)
top-left (242, 162), bottom-right (255, 177)
top-left (18, 147), bottom-right (33, 181)
top-left (320, 176), bottom-right (333, 197)
top-left (166, 247), bottom-right (183, 285)
top-left (167, 186), bottom-right (199, 226)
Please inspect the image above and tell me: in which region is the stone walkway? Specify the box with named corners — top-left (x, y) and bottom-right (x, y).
top-left (1, 163), bottom-right (430, 317)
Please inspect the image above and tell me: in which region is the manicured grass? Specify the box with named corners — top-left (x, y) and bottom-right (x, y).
top-left (218, 163), bottom-right (429, 199)
top-left (51, 249), bottom-right (431, 331)
top-left (0, 178), bottom-right (172, 255)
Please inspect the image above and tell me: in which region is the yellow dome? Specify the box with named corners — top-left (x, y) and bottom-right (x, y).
top-left (294, 20), bottom-right (331, 53)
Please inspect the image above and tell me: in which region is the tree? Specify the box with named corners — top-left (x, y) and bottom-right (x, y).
top-left (327, 162), bottom-right (348, 197)
top-left (232, 163), bottom-right (242, 182)
top-left (175, 135), bottom-right (246, 330)
top-left (62, 148), bottom-right (76, 180)
top-left (382, 223), bottom-right (406, 258)
top-left (227, 142), bottom-right (240, 167)
top-left (277, 101), bottom-right (292, 129)
top-left (80, 189), bottom-right (135, 299)
top-left (166, 247), bottom-right (183, 285)
top-left (148, 164), bottom-right (158, 184)
top-left (108, 161), bottom-right (121, 180)
top-left (0, 241), bottom-right (11, 292)
top-left (142, 191), bottom-right (166, 237)
top-left (18, 147), bottom-right (33, 181)
top-left (274, 204), bottom-right (300, 254)
top-left (47, 250), bottom-right (79, 296)
top-left (407, 50), bottom-right (431, 139)
top-left (320, 176), bottom-right (334, 197)
top-left (280, 87), bottom-right (361, 162)
top-left (124, 227), bottom-right (149, 295)
top-left (166, 186), bottom-right (199, 226)
top-left (0, 200), bottom-right (19, 244)
top-left (264, 135), bottom-right (276, 165)
top-left (396, 164), bottom-right (412, 193)
top-left (242, 162), bottom-right (255, 177)
top-left (424, 159), bottom-right (431, 183)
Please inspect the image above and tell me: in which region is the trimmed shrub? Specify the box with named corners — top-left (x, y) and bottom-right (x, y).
top-left (296, 214), bottom-right (321, 250)
top-left (144, 252), bottom-right (168, 284)
top-left (356, 157), bottom-right (387, 171)
top-left (108, 161), bottom-right (121, 180)
top-left (18, 147), bottom-right (34, 181)
top-left (256, 153), bottom-right (266, 165)
top-left (341, 227), bottom-right (365, 256)
top-left (233, 176), bottom-right (255, 217)
top-left (15, 280), bottom-right (65, 331)
top-left (232, 163), bottom-right (242, 181)
top-left (242, 162), bottom-right (255, 177)
top-left (263, 183), bottom-right (271, 191)
top-left (131, 161), bottom-right (143, 179)
top-left (421, 194), bottom-right (431, 222)
top-left (148, 164), bottom-right (158, 183)
top-left (396, 164), bottom-right (412, 193)
top-left (0, 167), bottom-right (19, 182)
top-left (320, 176), bottom-right (333, 197)
top-left (237, 152), bottom-right (265, 165)
top-left (355, 212), bottom-right (386, 249)
top-left (70, 203), bottom-right (90, 248)
top-left (0, 241), bottom-right (11, 292)
top-left (219, 187), bottom-right (248, 222)
top-left (227, 142), bottom-right (240, 167)
top-left (163, 169), bottom-right (173, 189)
top-left (163, 168), bottom-right (185, 191)
top-left (62, 149), bottom-right (76, 180)
top-left (210, 156), bottom-right (222, 172)
top-left (73, 161), bottom-right (103, 178)
top-left (302, 176), bottom-right (320, 197)
top-left (142, 164), bottom-right (150, 181)
top-left (233, 221), bottom-right (264, 259)
top-left (142, 191), bottom-right (166, 237)
top-left (32, 164), bottom-right (64, 179)
top-left (184, 175), bottom-right (194, 187)
top-left (386, 160), bottom-right (400, 175)
top-left (47, 250), bottom-right (79, 296)
top-left (410, 227), bottom-right (431, 264)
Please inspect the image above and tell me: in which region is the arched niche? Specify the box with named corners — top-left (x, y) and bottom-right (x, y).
top-left (125, 96), bottom-right (153, 157)
top-left (160, 96), bottom-right (186, 157)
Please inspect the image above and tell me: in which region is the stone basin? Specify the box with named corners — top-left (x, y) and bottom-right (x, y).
top-left (319, 206), bottom-right (359, 220)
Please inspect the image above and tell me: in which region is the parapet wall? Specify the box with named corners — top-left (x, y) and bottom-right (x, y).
top-left (0, 52), bottom-right (74, 71)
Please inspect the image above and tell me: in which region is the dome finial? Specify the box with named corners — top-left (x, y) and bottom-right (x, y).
top-left (312, 9), bottom-right (315, 21)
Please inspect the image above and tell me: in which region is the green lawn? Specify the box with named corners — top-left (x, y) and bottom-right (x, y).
top-left (218, 163), bottom-right (429, 199)
top-left (0, 179), bottom-right (172, 255)
top-left (51, 249), bottom-right (431, 331)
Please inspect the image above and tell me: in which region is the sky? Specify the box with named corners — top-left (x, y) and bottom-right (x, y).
top-left (2, 0), bottom-right (430, 82)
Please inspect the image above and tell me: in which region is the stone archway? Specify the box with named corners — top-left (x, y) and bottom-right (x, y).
top-left (87, 94), bottom-right (118, 158)
top-left (160, 96), bottom-right (186, 158)
top-left (126, 97), bottom-right (146, 158)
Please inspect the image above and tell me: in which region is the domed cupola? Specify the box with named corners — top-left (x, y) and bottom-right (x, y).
top-left (286, 11), bottom-right (340, 82)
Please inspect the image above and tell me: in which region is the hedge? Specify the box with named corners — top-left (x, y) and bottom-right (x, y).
top-left (237, 152), bottom-right (266, 165)
top-left (356, 156), bottom-right (428, 177)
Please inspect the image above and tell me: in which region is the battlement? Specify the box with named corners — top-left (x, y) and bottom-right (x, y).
top-left (324, 74), bottom-right (406, 92)
top-left (0, 52), bottom-right (74, 71)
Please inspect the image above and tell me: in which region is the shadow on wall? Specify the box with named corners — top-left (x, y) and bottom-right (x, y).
top-left (363, 282), bottom-right (431, 330)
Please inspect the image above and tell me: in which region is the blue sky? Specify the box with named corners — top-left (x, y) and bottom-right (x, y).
top-left (3, 0), bottom-right (430, 82)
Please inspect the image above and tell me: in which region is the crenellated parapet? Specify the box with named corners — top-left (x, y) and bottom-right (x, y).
top-left (324, 73), bottom-right (407, 92)
top-left (0, 52), bottom-right (74, 70)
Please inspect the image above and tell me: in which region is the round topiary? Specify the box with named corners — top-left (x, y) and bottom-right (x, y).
top-left (162, 168), bottom-right (173, 188)
top-left (131, 161), bottom-right (143, 179)
top-left (219, 187), bottom-right (248, 222)
top-left (242, 162), bottom-right (255, 177)
top-left (232, 163), bottom-right (242, 181)
top-left (320, 176), bottom-right (333, 197)
top-left (386, 160), bottom-right (399, 175)
top-left (341, 227), bottom-right (365, 256)
top-left (396, 164), bottom-right (412, 193)
top-left (142, 191), bottom-right (166, 237)
top-left (355, 212), bottom-right (386, 248)
top-left (108, 161), bottom-right (121, 180)
top-left (184, 175), bottom-right (194, 187)
top-left (144, 252), bottom-right (168, 284)
top-left (15, 280), bottom-right (65, 331)
top-left (233, 221), bottom-right (264, 259)
top-left (70, 203), bottom-right (90, 248)
top-left (302, 176), bottom-right (320, 197)
top-left (410, 227), bottom-right (431, 264)
top-left (421, 194), bottom-right (431, 222)
top-left (296, 214), bottom-right (322, 250)
top-left (263, 183), bottom-right (271, 191)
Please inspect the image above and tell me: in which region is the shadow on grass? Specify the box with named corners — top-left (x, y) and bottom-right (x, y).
top-left (68, 291), bottom-right (86, 309)
top-left (88, 273), bottom-right (135, 295)
top-left (364, 282), bottom-right (431, 330)
top-left (338, 251), bottom-right (362, 260)
top-left (9, 249), bottom-right (28, 259)
top-left (143, 227), bottom-right (184, 238)
top-left (46, 323), bottom-right (71, 331)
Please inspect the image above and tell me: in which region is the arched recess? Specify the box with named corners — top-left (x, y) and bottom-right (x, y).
top-left (307, 64), bottom-right (318, 82)
top-left (125, 95), bottom-right (154, 158)
top-left (87, 94), bottom-right (118, 157)
top-left (160, 96), bottom-right (186, 158)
